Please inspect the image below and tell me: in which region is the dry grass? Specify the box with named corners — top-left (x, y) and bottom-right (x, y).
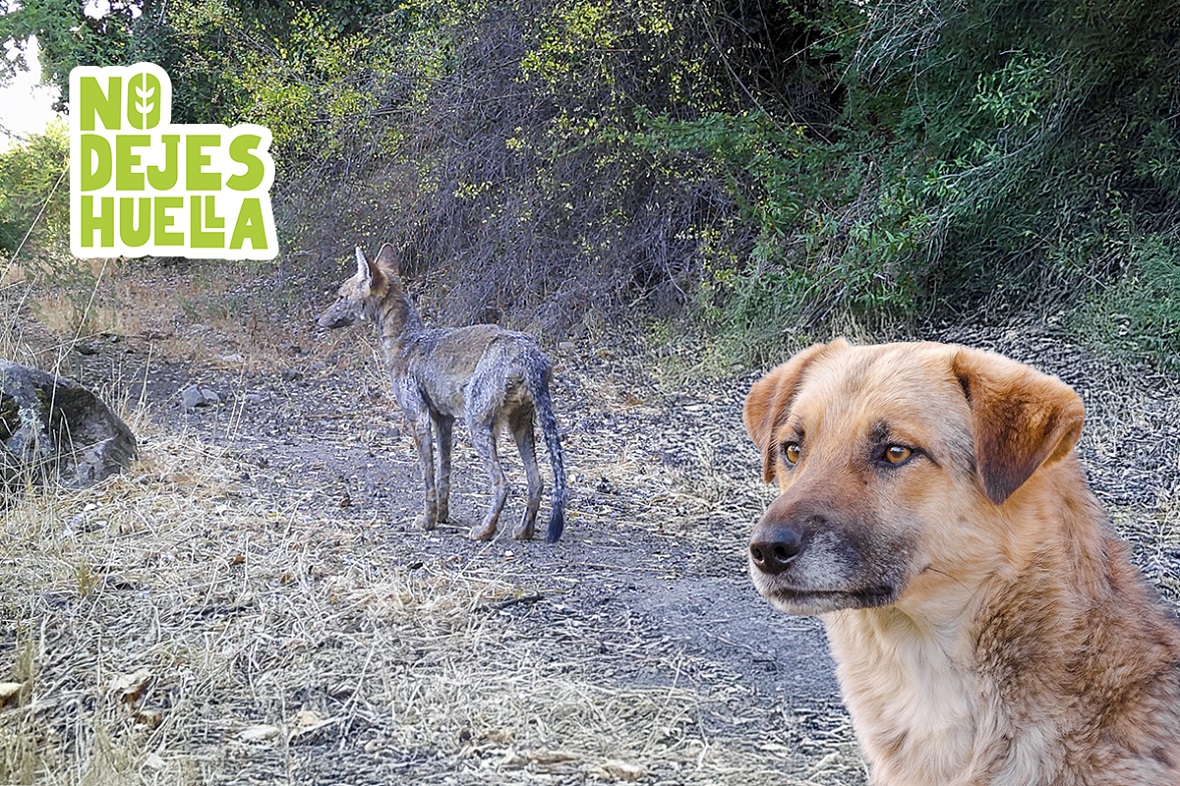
top-left (0, 426), bottom-right (854, 786)
top-left (3, 255), bottom-right (317, 381)
top-left (1111, 487), bottom-right (1180, 603)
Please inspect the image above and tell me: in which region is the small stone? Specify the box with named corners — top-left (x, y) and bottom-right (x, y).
top-left (239, 724), bottom-right (281, 743)
top-left (180, 386), bottom-right (220, 409)
top-left (0, 682), bottom-right (22, 706)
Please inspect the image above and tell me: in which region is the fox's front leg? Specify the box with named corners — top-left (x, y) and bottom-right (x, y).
top-left (410, 412), bottom-right (438, 530)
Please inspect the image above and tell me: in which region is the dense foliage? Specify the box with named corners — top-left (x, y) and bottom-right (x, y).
top-left (0, 120), bottom-right (67, 256)
top-left (2, 0), bottom-right (1177, 359)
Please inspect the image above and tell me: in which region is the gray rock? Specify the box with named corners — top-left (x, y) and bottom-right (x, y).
top-left (180, 385), bottom-right (221, 409)
top-left (0, 361), bottom-right (137, 496)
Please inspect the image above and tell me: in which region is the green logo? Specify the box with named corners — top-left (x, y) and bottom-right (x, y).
top-left (69, 63), bottom-right (278, 260)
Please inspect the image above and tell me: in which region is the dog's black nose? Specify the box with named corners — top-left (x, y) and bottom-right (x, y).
top-left (750, 525), bottom-right (803, 575)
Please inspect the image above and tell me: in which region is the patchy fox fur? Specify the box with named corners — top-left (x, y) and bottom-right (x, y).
top-left (318, 244), bottom-right (568, 542)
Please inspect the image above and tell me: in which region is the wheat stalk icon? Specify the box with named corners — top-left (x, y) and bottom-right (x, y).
top-left (128, 72), bottom-right (160, 129)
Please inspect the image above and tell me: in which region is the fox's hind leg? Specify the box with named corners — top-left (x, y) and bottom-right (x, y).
top-left (509, 407), bottom-right (542, 540)
top-left (434, 414), bottom-right (453, 523)
top-left (468, 420), bottom-right (509, 541)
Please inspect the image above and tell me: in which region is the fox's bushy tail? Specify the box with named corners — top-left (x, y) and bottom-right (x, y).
top-left (525, 352), bottom-right (567, 542)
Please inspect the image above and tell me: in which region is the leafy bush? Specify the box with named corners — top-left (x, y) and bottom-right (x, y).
top-left (658, 0), bottom-right (1178, 362)
top-left (3, 0), bottom-right (1178, 362)
top-left (1073, 236), bottom-right (1180, 367)
top-left (0, 120), bottom-right (68, 256)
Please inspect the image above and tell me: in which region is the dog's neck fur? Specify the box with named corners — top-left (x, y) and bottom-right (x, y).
top-left (824, 456), bottom-right (1179, 786)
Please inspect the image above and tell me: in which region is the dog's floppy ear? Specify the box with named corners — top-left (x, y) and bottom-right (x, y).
top-left (744, 341), bottom-right (840, 483)
top-left (951, 347), bottom-right (1084, 505)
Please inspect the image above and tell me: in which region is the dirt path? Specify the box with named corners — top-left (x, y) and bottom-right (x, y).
top-left (56, 323), bottom-right (865, 785)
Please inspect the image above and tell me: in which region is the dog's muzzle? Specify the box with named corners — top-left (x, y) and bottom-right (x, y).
top-left (748, 507), bottom-right (904, 614)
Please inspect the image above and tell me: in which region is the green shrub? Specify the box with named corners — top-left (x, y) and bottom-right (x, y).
top-left (4, 0), bottom-right (1178, 363)
top-left (1072, 236), bottom-right (1180, 367)
top-left (0, 120), bottom-right (68, 256)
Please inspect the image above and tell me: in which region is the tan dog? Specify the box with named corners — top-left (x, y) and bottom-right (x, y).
top-left (743, 340), bottom-right (1180, 786)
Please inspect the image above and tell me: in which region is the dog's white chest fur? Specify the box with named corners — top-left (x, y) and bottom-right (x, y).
top-left (825, 609), bottom-right (999, 786)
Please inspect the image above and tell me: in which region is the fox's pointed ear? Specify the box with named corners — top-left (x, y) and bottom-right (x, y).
top-left (744, 341), bottom-right (841, 483)
top-left (354, 246), bottom-right (373, 286)
top-left (374, 243), bottom-right (399, 275)
top-left (951, 347), bottom-right (1084, 505)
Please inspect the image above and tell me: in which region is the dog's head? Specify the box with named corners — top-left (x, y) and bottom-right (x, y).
top-left (743, 340), bottom-right (1084, 615)
top-left (316, 243), bottom-right (402, 329)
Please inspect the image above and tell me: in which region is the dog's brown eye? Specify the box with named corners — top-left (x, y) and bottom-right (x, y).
top-left (783, 442), bottom-right (802, 465)
top-left (884, 445), bottom-right (913, 464)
